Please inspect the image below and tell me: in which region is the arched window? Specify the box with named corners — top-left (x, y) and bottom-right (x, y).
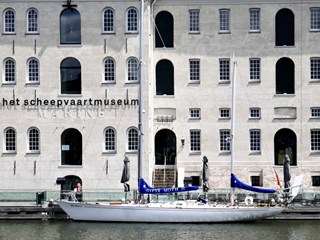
top-left (4, 127), bottom-right (16, 153)
top-left (127, 57), bottom-right (139, 83)
top-left (155, 11), bottom-right (174, 48)
top-left (60, 8), bottom-right (81, 44)
top-left (103, 8), bottom-right (114, 33)
top-left (104, 127), bottom-right (116, 152)
top-left (104, 57), bottom-right (115, 83)
top-left (3, 58), bottom-right (16, 84)
top-left (28, 127), bottom-right (40, 153)
top-left (276, 57), bottom-right (295, 94)
top-left (127, 127), bottom-right (138, 152)
top-left (126, 8), bottom-right (138, 33)
top-left (156, 59), bottom-right (174, 95)
top-left (274, 128), bottom-right (297, 166)
top-left (154, 129), bottom-right (176, 165)
top-left (61, 128), bottom-right (82, 165)
top-left (27, 58), bottom-right (39, 83)
top-left (26, 8), bottom-right (39, 33)
top-left (275, 9), bottom-right (294, 46)
top-left (3, 8), bottom-right (15, 33)
top-left (60, 57), bottom-right (81, 94)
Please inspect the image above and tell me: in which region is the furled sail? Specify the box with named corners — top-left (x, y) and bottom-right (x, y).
top-left (139, 178), bottom-right (199, 194)
top-left (231, 174), bottom-right (276, 194)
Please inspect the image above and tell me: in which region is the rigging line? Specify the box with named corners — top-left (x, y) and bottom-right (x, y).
top-left (150, 12), bottom-right (166, 48)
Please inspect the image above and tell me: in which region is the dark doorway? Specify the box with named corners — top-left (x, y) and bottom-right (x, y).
top-left (274, 128), bottom-right (297, 166)
top-left (155, 129), bottom-right (176, 165)
top-left (61, 128), bottom-right (82, 165)
top-left (275, 9), bottom-right (294, 46)
top-left (155, 11), bottom-right (174, 48)
top-left (156, 59), bottom-right (174, 95)
top-left (276, 57), bottom-right (295, 94)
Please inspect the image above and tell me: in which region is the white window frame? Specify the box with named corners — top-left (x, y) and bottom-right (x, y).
top-left (102, 7), bottom-right (115, 33)
top-left (250, 129), bottom-right (261, 153)
top-left (3, 8), bottom-right (15, 34)
top-left (219, 108), bottom-right (231, 119)
top-left (219, 9), bottom-right (230, 33)
top-left (311, 57), bottom-right (320, 81)
top-left (27, 127), bottom-right (40, 153)
top-left (126, 8), bottom-right (138, 33)
top-left (127, 127), bottom-right (138, 152)
top-left (189, 9), bottom-right (200, 33)
top-left (104, 127), bottom-right (116, 153)
top-left (26, 8), bottom-right (39, 34)
top-left (4, 127), bottom-right (16, 153)
top-left (27, 57), bottom-right (40, 84)
top-left (190, 129), bottom-right (201, 153)
top-left (311, 107), bottom-right (320, 119)
top-left (219, 58), bottom-right (230, 83)
top-left (3, 58), bottom-right (16, 84)
top-left (127, 57), bottom-right (139, 83)
top-left (311, 129), bottom-right (320, 152)
top-left (189, 108), bottom-right (201, 120)
top-left (220, 129), bottom-right (231, 152)
top-left (189, 59), bottom-right (200, 83)
top-left (310, 8), bottom-right (320, 31)
top-left (249, 58), bottom-right (261, 82)
top-left (103, 57), bottom-right (116, 83)
top-left (249, 8), bottom-right (260, 32)
top-left (249, 107), bottom-right (261, 119)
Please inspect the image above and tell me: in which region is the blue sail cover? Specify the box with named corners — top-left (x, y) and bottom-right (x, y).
top-left (139, 178), bottom-right (199, 194)
top-left (231, 174), bottom-right (276, 193)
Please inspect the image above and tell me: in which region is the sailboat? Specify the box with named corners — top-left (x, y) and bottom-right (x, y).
top-left (57, 1), bottom-right (294, 222)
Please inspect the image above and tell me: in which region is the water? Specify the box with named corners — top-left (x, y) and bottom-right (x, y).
top-left (0, 220), bottom-right (319, 240)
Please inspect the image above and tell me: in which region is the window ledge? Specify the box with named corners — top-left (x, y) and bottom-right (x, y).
top-left (102, 150), bottom-right (117, 154)
top-left (25, 32), bottom-right (39, 35)
top-left (58, 165), bottom-right (83, 169)
top-left (26, 151), bottom-right (40, 154)
top-left (189, 151), bottom-right (201, 155)
top-left (249, 30), bottom-right (261, 33)
top-left (189, 31), bottom-right (200, 34)
top-left (58, 94), bottom-right (83, 97)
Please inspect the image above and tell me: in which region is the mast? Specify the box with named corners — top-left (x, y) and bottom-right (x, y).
top-left (230, 57), bottom-right (237, 206)
top-left (138, 0), bottom-right (144, 181)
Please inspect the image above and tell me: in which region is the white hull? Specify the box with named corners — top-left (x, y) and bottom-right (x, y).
top-left (58, 201), bottom-right (283, 223)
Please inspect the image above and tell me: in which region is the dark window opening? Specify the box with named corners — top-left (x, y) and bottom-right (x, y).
top-left (60, 57), bottom-right (81, 94)
top-left (61, 128), bottom-right (82, 165)
top-left (275, 9), bottom-right (294, 46)
top-left (276, 57), bottom-right (295, 94)
top-left (60, 8), bottom-right (81, 44)
top-left (156, 59), bottom-right (174, 95)
top-left (155, 11), bottom-right (173, 48)
top-left (155, 129), bottom-right (176, 165)
top-left (274, 128), bottom-right (297, 166)
top-left (312, 176), bottom-right (320, 186)
top-left (251, 176), bottom-right (261, 186)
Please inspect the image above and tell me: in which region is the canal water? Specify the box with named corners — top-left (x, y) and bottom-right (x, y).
top-left (0, 220), bottom-right (319, 240)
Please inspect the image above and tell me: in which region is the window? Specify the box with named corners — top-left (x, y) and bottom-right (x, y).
top-left (311, 58), bottom-right (320, 81)
top-left (61, 128), bottom-right (82, 165)
top-left (4, 127), bottom-right (16, 153)
top-left (190, 130), bottom-right (201, 152)
top-left (311, 129), bottom-right (320, 152)
top-left (189, 108), bottom-right (201, 119)
top-left (27, 8), bottom-right (39, 33)
top-left (189, 10), bottom-right (200, 33)
top-left (28, 128), bottom-right (40, 152)
top-left (220, 108), bottom-right (230, 119)
top-left (249, 58), bottom-right (260, 81)
top-left (104, 58), bottom-right (115, 83)
top-left (276, 57), bottom-right (295, 94)
top-left (3, 58), bottom-right (16, 84)
top-left (312, 176), bottom-right (320, 186)
top-left (127, 58), bottom-right (139, 83)
top-left (250, 129), bottom-right (261, 152)
top-left (126, 8), bottom-right (138, 33)
top-left (220, 130), bottom-right (231, 152)
top-left (127, 128), bottom-right (138, 151)
top-left (219, 9), bottom-right (230, 32)
top-left (155, 11), bottom-right (174, 48)
top-left (60, 57), bottom-right (81, 94)
top-left (249, 9), bottom-right (260, 32)
top-left (275, 9), bottom-right (294, 46)
top-left (104, 127), bottom-right (116, 152)
top-left (219, 59), bottom-right (230, 82)
top-left (251, 176), bottom-right (261, 186)
top-left (249, 108), bottom-right (261, 119)
top-left (60, 8), bottom-right (81, 44)
top-left (189, 59), bottom-right (200, 82)
top-left (3, 9), bottom-right (15, 33)
top-left (311, 107), bottom-right (320, 118)
top-left (27, 58), bottom-right (39, 83)
top-left (103, 8), bottom-right (114, 33)
top-left (156, 59), bottom-right (174, 95)
top-left (310, 8), bottom-right (320, 31)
